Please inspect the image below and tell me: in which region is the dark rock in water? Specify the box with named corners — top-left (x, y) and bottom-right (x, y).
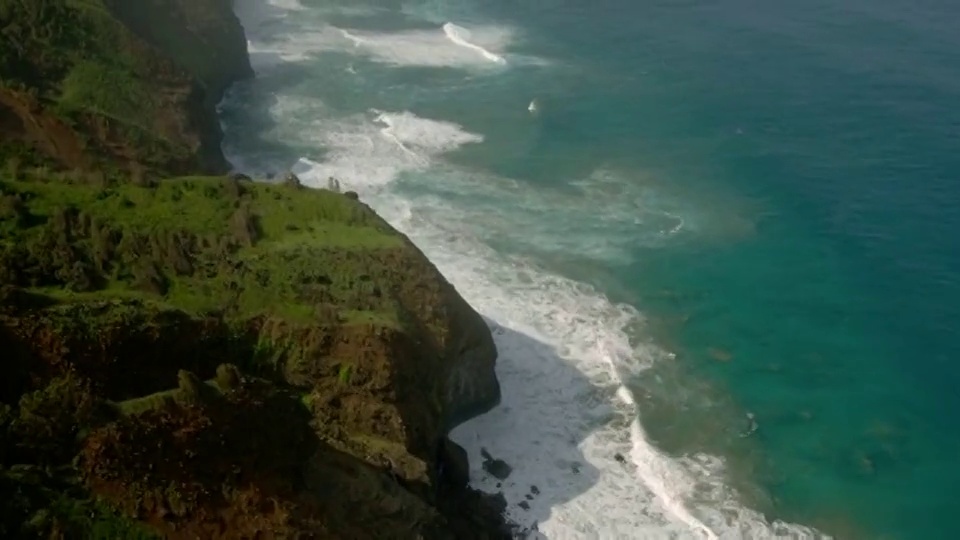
top-left (484, 459), bottom-right (512, 480)
top-left (266, 172), bottom-right (276, 180)
top-left (571, 464), bottom-right (580, 474)
top-left (738, 411), bottom-right (759, 438)
top-left (345, 191), bottom-right (360, 200)
top-left (525, 494), bottom-right (533, 501)
top-left (530, 485), bottom-right (539, 496)
top-left (614, 453), bottom-right (626, 464)
top-left (480, 448), bottom-right (512, 480)
top-left (496, 482), bottom-right (502, 488)
top-left (282, 172), bottom-right (303, 189)
top-left (518, 501), bottom-right (530, 511)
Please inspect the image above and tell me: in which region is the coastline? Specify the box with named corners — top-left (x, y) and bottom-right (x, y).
top-left (217, 1), bottom-right (744, 538)
top-left (0, 0), bottom-right (520, 537)
top-left (215, 2), bottom-right (843, 538)
top-left (221, 21), bottom-right (702, 540)
top-left (217, 1), bottom-right (960, 539)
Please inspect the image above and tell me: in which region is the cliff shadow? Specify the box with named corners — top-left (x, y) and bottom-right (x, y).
top-left (218, 60), bottom-right (331, 175)
top-left (221, 0), bottom-right (335, 174)
top-left (452, 319), bottom-right (620, 534)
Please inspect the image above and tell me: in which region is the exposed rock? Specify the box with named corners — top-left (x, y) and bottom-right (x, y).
top-left (0, 0), bottom-right (505, 536)
top-left (439, 438), bottom-right (471, 488)
top-left (480, 448), bottom-right (512, 480)
top-left (215, 363), bottom-right (243, 391)
top-left (282, 171), bottom-right (303, 189)
top-left (104, 0), bottom-right (254, 103)
top-left (0, 178), bottom-right (506, 537)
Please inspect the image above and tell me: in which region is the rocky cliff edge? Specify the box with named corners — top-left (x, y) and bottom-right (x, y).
top-left (0, 0), bottom-right (252, 176)
top-left (0, 1), bottom-right (507, 537)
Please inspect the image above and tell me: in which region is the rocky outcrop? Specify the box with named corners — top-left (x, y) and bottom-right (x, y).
top-left (0, 176), bottom-right (506, 538)
top-left (442, 296), bottom-right (501, 428)
top-left (0, 1), bottom-right (506, 536)
top-left (104, 0), bottom-right (253, 105)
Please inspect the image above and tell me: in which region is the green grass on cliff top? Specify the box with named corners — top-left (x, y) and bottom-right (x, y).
top-left (0, 172), bottom-right (405, 326)
top-left (2, 0), bottom-right (153, 120)
top-left (0, 0), bottom-right (206, 162)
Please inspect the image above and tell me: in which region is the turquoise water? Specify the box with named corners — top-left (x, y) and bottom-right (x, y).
top-left (222, 0), bottom-right (960, 537)
top-left (498, 1), bottom-right (960, 537)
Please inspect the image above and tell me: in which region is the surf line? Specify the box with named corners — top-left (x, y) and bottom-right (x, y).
top-left (598, 341), bottom-right (719, 540)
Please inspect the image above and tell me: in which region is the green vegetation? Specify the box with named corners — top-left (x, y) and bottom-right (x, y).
top-left (8, 372), bottom-right (99, 464)
top-left (0, 1), bottom-right (506, 537)
top-left (0, 173), bottom-right (404, 324)
top-left (2, 0), bottom-right (184, 150)
top-left (47, 495), bottom-right (159, 539)
top-left (0, 466), bottom-right (157, 539)
top-left (102, 0), bottom-right (252, 100)
top-left (338, 364), bottom-right (353, 385)
top-left (58, 59), bottom-right (157, 130)
top-left (0, 171), bottom-right (442, 536)
top-left (0, 0), bottom-right (251, 175)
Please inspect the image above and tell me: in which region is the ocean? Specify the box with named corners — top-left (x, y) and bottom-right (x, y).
top-left (219, 0), bottom-right (960, 537)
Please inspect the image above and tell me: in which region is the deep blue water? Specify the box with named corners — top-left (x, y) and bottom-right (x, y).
top-left (223, 0), bottom-right (960, 536)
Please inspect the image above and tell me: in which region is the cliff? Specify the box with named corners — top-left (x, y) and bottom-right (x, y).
top-left (0, 1), bottom-right (508, 538)
top-left (0, 0), bottom-right (252, 176)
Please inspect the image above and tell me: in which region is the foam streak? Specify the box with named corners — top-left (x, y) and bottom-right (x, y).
top-left (443, 22), bottom-right (507, 64)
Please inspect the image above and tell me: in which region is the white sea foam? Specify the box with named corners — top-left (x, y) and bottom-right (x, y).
top-left (228, 99), bottom-right (822, 539)
top-left (268, 103), bottom-right (485, 190)
top-left (443, 22), bottom-right (507, 64)
top-left (236, 0), bottom-right (513, 70)
top-left (406, 166), bottom-right (692, 265)
top-left (225, 1), bottom-right (826, 538)
top-left (331, 24), bottom-right (511, 68)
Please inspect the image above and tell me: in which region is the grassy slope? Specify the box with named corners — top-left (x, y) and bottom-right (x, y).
top-left (0, 172), bottom-right (404, 325)
top-left (0, 171), bottom-right (432, 537)
top-left (2, 0), bottom-right (162, 125)
top-left (0, 2), bottom-right (503, 537)
top-left (0, 0), bottom-right (234, 173)
top-left (101, 0), bottom-right (252, 99)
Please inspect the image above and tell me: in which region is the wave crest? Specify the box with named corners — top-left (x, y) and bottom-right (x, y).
top-left (442, 22), bottom-right (507, 64)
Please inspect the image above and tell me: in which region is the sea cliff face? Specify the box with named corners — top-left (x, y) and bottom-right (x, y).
top-left (0, 1), bottom-right (507, 538)
top-left (0, 0), bottom-right (251, 175)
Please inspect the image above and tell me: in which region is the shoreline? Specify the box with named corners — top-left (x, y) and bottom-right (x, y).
top-left (214, 2), bottom-right (852, 537)
top-left (0, 0), bottom-right (520, 536)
